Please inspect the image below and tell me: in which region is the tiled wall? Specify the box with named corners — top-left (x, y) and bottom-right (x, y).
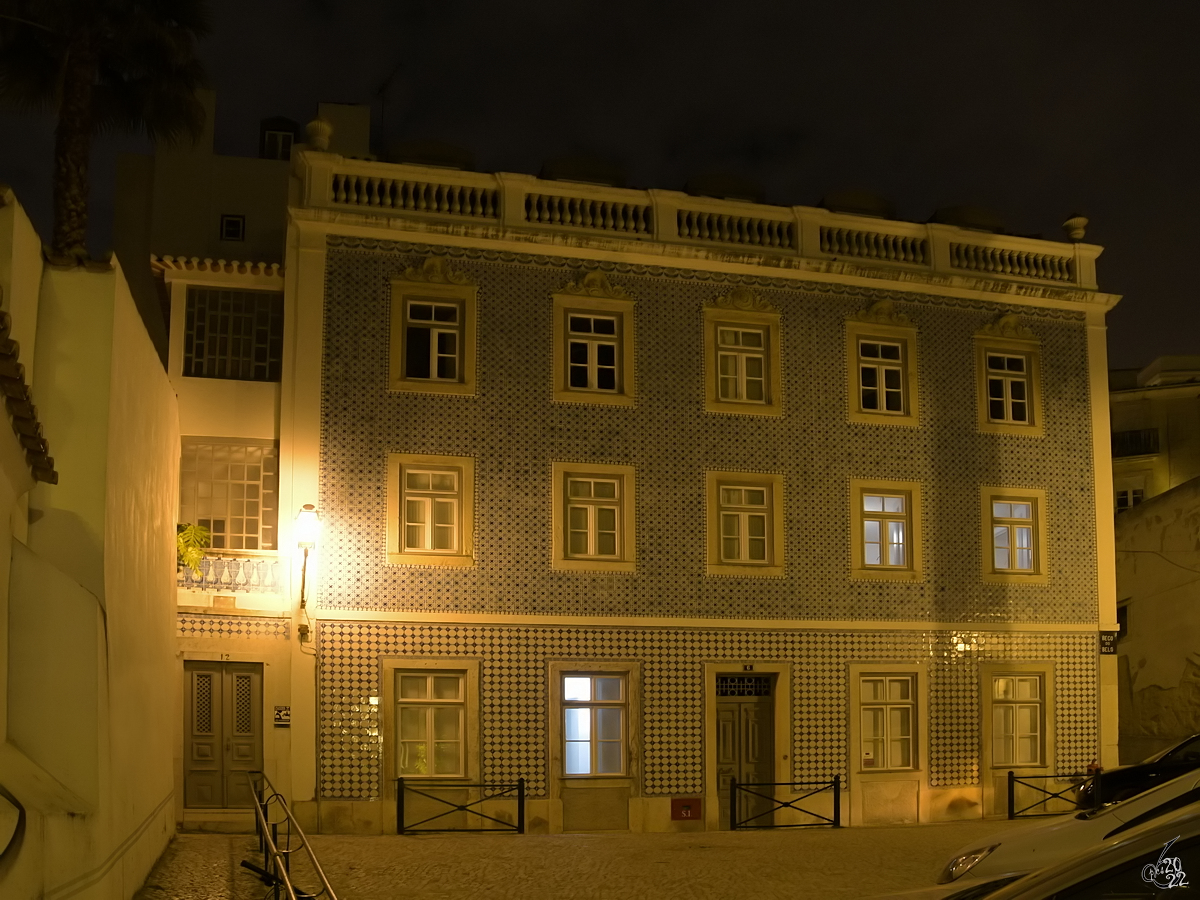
top-left (317, 620), bottom-right (1097, 799)
top-left (318, 236), bottom-right (1097, 623)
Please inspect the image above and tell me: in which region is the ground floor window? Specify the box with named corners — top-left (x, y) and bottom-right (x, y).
top-left (562, 673), bottom-right (626, 776)
top-left (395, 670), bottom-right (465, 777)
top-left (991, 674), bottom-right (1043, 766)
top-left (860, 674), bottom-right (915, 770)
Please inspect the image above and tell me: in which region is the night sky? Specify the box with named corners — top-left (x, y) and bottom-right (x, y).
top-left (1, 0), bottom-right (1197, 370)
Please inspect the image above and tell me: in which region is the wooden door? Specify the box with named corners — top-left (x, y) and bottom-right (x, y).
top-left (716, 675), bottom-right (775, 828)
top-left (184, 661), bottom-right (263, 808)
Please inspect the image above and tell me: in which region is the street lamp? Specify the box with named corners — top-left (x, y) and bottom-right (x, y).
top-left (296, 504), bottom-right (321, 609)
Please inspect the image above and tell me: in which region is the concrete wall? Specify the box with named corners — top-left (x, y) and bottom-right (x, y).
top-left (1115, 475), bottom-right (1200, 763)
top-left (0, 194), bottom-right (179, 899)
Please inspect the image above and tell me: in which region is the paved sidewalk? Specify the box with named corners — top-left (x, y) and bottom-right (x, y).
top-left (135, 820), bottom-right (1020, 900)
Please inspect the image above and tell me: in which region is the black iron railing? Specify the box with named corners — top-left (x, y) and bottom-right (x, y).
top-left (729, 777), bottom-right (841, 830)
top-left (243, 771), bottom-right (338, 900)
top-left (1007, 770), bottom-right (1100, 819)
top-left (396, 777), bottom-right (525, 834)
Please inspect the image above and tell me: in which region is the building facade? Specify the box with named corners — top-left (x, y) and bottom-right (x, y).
top-left (163, 126), bottom-right (1121, 833)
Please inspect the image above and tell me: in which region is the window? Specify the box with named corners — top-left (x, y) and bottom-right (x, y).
top-left (1115, 488), bottom-right (1144, 513)
top-left (703, 293), bottom-right (782, 416)
top-left (845, 319), bottom-right (919, 427)
top-left (179, 438), bottom-right (279, 551)
top-left (552, 288), bottom-right (635, 407)
top-left (981, 487), bottom-right (1047, 584)
top-left (389, 258), bottom-right (478, 396)
top-left (387, 453), bottom-right (475, 566)
top-left (850, 479), bottom-right (923, 581)
top-left (219, 214), bottom-right (245, 242)
top-left (262, 131), bottom-right (293, 161)
top-left (562, 674), bottom-right (626, 776)
top-left (974, 337), bottom-right (1043, 436)
top-left (991, 675), bottom-right (1042, 767)
top-left (1117, 601), bottom-right (1129, 640)
top-left (183, 287), bottom-right (284, 382)
top-left (860, 675), bottom-right (915, 770)
top-left (395, 671), bottom-right (465, 777)
top-left (706, 470), bottom-right (785, 577)
top-left (551, 462), bottom-right (635, 572)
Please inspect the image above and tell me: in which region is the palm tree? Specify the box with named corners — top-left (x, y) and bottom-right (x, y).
top-left (0, 0), bottom-right (209, 261)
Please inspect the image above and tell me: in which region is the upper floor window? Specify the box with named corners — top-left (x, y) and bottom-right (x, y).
top-left (179, 437), bottom-right (279, 551)
top-left (389, 258), bottom-right (478, 396)
top-left (981, 487), bottom-right (1048, 584)
top-left (387, 453), bottom-right (475, 567)
top-left (552, 272), bottom-right (635, 407)
top-left (552, 462), bottom-right (635, 573)
top-left (850, 479), bottom-right (923, 582)
top-left (219, 214), bottom-right (246, 242)
top-left (845, 308), bottom-right (919, 427)
top-left (706, 470), bottom-right (784, 577)
top-left (974, 316), bottom-right (1043, 436)
top-left (703, 289), bottom-right (783, 416)
top-left (183, 287), bottom-right (284, 382)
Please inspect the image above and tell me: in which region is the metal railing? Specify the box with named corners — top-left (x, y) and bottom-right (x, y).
top-left (243, 771), bottom-right (339, 900)
top-left (396, 777), bottom-right (525, 834)
top-left (729, 777), bottom-right (842, 830)
top-left (1007, 770), bottom-right (1100, 819)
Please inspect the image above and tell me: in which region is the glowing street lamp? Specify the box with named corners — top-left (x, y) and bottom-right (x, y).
top-left (296, 504), bottom-right (321, 608)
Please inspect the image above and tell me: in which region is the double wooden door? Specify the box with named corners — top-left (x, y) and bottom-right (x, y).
top-left (716, 675), bottom-right (775, 828)
top-left (183, 661), bottom-right (263, 808)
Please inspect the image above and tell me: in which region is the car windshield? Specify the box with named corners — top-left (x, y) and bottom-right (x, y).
top-left (1103, 786), bottom-right (1200, 839)
top-left (1157, 735), bottom-right (1200, 764)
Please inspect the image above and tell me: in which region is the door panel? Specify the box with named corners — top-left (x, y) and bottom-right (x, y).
top-left (184, 661), bottom-right (263, 808)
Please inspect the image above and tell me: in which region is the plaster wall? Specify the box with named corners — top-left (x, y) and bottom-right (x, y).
top-left (1111, 389), bottom-right (1200, 501)
top-left (1115, 476), bottom-right (1200, 762)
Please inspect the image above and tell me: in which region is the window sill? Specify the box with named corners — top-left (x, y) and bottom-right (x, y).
top-left (983, 571), bottom-right (1050, 586)
top-left (706, 563), bottom-right (785, 578)
top-left (553, 558), bottom-right (636, 574)
top-left (388, 378), bottom-right (476, 397)
top-left (705, 400), bottom-right (783, 417)
top-left (850, 567), bottom-right (924, 583)
top-left (551, 390), bottom-right (636, 408)
top-left (387, 552), bottom-right (474, 568)
top-left (848, 410), bottom-right (920, 428)
top-left (977, 421), bottom-right (1045, 438)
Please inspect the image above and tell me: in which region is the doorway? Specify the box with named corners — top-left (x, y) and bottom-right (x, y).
top-left (183, 661), bottom-right (264, 808)
top-left (715, 674), bottom-right (775, 828)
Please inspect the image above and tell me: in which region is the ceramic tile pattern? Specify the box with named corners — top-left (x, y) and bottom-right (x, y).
top-left (177, 613), bottom-right (289, 640)
top-left (314, 236), bottom-right (1100, 803)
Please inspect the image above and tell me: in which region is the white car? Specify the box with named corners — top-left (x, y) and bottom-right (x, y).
top-left (870, 770), bottom-right (1200, 899)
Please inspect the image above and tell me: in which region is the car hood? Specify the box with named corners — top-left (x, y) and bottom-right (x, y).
top-left (943, 813), bottom-right (1103, 881)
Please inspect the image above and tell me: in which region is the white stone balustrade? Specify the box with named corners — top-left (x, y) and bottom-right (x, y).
top-left (298, 151), bottom-right (1101, 290)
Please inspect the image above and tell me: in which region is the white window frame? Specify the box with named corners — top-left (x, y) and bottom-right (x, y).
top-left (402, 299), bottom-right (463, 383)
top-left (387, 453), bottom-right (475, 567)
top-left (979, 661), bottom-right (1055, 780)
top-left (179, 436), bottom-right (279, 552)
top-left (706, 470), bottom-right (785, 577)
top-left (990, 674), bottom-right (1043, 767)
top-left (845, 320), bottom-right (920, 427)
top-left (850, 479), bottom-right (923, 582)
top-left (401, 468), bottom-right (460, 554)
top-left (858, 674), bottom-right (917, 771)
top-left (552, 293), bottom-right (636, 407)
top-left (389, 261), bottom-right (478, 396)
top-left (974, 336), bottom-right (1043, 437)
top-left (857, 339), bottom-right (906, 416)
top-left (703, 302), bottom-right (783, 417)
top-left (394, 670), bottom-right (466, 778)
top-left (551, 462), bottom-right (636, 573)
top-left (981, 486), bottom-right (1048, 585)
top-left (561, 673), bottom-right (627, 777)
top-left (566, 313), bottom-right (620, 393)
top-left (548, 660), bottom-right (640, 790)
top-left (717, 484), bottom-right (771, 565)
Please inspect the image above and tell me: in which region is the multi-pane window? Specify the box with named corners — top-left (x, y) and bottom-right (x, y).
top-left (719, 484), bottom-right (770, 564)
top-left (178, 439), bottom-right (279, 551)
top-left (403, 468), bottom-right (460, 554)
top-left (862, 493), bottom-right (909, 568)
top-left (985, 352), bottom-right (1030, 424)
top-left (1115, 488), bottom-right (1145, 513)
top-left (219, 214), bottom-right (246, 242)
top-left (183, 287), bottom-right (284, 382)
top-left (992, 675), bottom-right (1042, 766)
top-left (261, 130), bottom-right (293, 160)
top-left (567, 314), bottom-right (619, 392)
top-left (991, 500), bottom-right (1036, 573)
top-left (860, 675), bottom-right (915, 770)
top-left (566, 477), bottom-right (620, 558)
top-left (395, 671), bottom-right (465, 777)
top-left (717, 327), bottom-right (767, 403)
top-left (858, 340), bottom-right (906, 414)
top-left (563, 674), bottom-right (626, 776)
top-left (404, 300), bottom-right (462, 382)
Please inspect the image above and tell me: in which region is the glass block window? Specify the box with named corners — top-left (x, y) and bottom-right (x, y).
top-left (179, 438), bottom-right (279, 551)
top-left (184, 287), bottom-right (284, 382)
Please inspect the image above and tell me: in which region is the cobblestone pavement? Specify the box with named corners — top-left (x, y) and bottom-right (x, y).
top-left (134, 820), bottom-right (1019, 900)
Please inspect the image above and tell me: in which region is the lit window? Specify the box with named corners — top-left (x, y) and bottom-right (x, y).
top-left (992, 675), bottom-right (1042, 766)
top-left (862, 493), bottom-right (909, 568)
top-left (395, 671), bottom-right (465, 777)
top-left (563, 674), bottom-right (626, 776)
top-left (179, 438), bottom-right (279, 551)
top-left (387, 453), bottom-right (475, 566)
top-left (860, 675), bottom-right (915, 770)
top-left (991, 500), bottom-right (1035, 572)
top-left (552, 463), bottom-right (635, 572)
top-left (851, 480), bottom-right (923, 581)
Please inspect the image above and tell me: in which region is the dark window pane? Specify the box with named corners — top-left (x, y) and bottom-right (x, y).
top-left (883, 369), bottom-right (901, 389)
top-left (862, 389), bottom-right (878, 410)
top-left (860, 367), bottom-right (878, 387)
top-left (987, 355), bottom-right (1006, 369)
top-left (569, 342), bottom-right (589, 363)
top-left (885, 392), bottom-right (903, 411)
top-left (860, 343), bottom-right (880, 358)
top-left (1011, 402), bottom-right (1027, 422)
top-left (593, 318), bottom-right (617, 335)
top-left (568, 316), bottom-right (592, 333)
top-left (1010, 381), bottom-right (1026, 400)
top-left (881, 344), bottom-right (901, 360)
top-left (1006, 357), bottom-right (1025, 372)
top-left (406, 327), bottom-right (431, 378)
top-left (988, 378), bottom-right (1005, 398)
top-left (990, 399), bottom-right (1006, 419)
top-left (436, 356), bottom-right (457, 379)
top-left (596, 344), bottom-right (616, 366)
top-left (433, 305), bottom-right (457, 322)
top-left (569, 366), bottom-right (589, 388)
top-left (409, 304), bottom-right (434, 321)
top-left (597, 369), bottom-right (617, 390)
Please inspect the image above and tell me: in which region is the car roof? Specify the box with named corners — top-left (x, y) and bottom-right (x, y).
top-left (981, 799), bottom-right (1200, 899)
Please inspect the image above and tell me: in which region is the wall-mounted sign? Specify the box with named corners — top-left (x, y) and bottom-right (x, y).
top-left (1099, 632), bottom-right (1119, 655)
top-left (671, 798), bottom-right (701, 820)
top-left (274, 705), bottom-right (291, 726)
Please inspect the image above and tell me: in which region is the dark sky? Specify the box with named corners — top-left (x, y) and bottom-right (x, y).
top-left (2, 0), bottom-right (1197, 369)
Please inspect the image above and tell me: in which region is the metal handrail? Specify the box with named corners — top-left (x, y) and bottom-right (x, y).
top-left (245, 771), bottom-right (339, 900)
top-left (730, 777), bottom-right (842, 830)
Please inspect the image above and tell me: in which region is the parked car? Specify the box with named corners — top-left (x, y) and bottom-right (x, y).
top-left (872, 796), bottom-right (1200, 899)
top-left (1076, 732), bottom-right (1200, 808)
top-left (867, 770), bottom-right (1200, 900)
